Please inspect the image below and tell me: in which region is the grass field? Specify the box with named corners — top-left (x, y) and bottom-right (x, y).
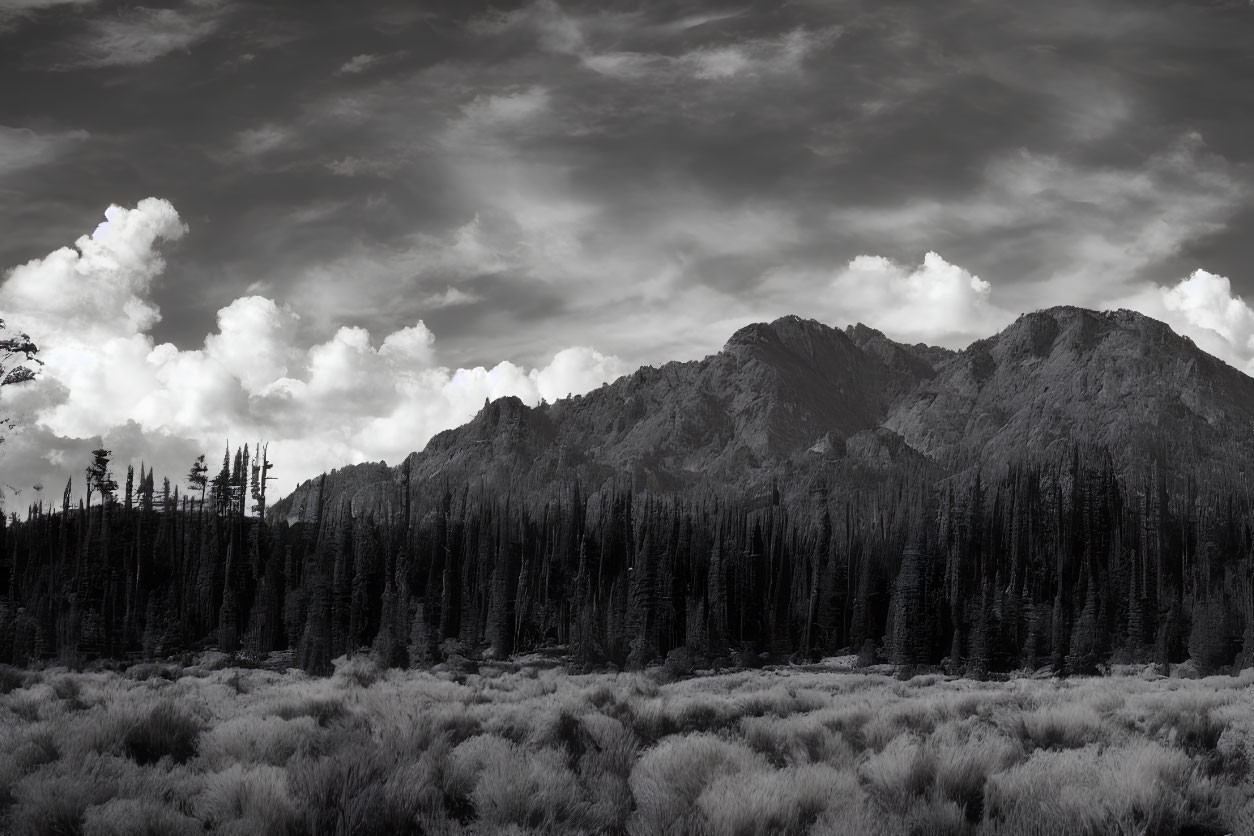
top-left (0, 654), bottom-right (1250, 835)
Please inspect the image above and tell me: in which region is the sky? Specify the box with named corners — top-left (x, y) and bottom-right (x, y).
top-left (2, 0), bottom-right (1254, 505)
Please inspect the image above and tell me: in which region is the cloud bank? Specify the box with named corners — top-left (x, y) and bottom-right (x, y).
top-left (0, 199), bottom-right (628, 499)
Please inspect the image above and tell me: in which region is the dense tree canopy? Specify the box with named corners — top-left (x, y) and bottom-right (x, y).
top-left (2, 441), bottom-right (1252, 679)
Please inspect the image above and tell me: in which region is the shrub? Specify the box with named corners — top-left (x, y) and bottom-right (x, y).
top-left (10, 727), bottom-right (61, 773)
top-left (1135, 693), bottom-right (1230, 756)
top-left (196, 763), bottom-right (299, 835)
top-left (6, 757), bottom-right (123, 836)
top-left (7, 697), bottom-right (41, 723)
top-left (863, 702), bottom-right (940, 752)
top-left (333, 654), bottom-right (383, 689)
top-left (471, 745), bottom-right (583, 830)
top-left (123, 702), bottom-right (203, 765)
top-left (82, 798), bottom-right (199, 836)
top-left (983, 741), bottom-right (1214, 835)
top-left (627, 734), bottom-right (767, 834)
top-left (51, 676), bottom-right (87, 709)
top-left (859, 735), bottom-right (935, 814)
top-left (931, 734), bottom-right (1019, 822)
top-left (697, 763), bottom-right (852, 836)
top-left (445, 734), bottom-right (516, 801)
top-left (126, 663), bottom-right (180, 683)
top-left (199, 714), bottom-right (322, 767)
top-left (272, 696), bottom-right (348, 727)
top-left (1216, 719), bottom-right (1254, 780)
top-left (576, 715), bottom-right (639, 830)
top-left (1016, 703), bottom-right (1107, 751)
top-left (0, 665), bottom-right (27, 695)
top-left (663, 648), bottom-right (697, 680)
top-left (288, 742), bottom-right (423, 836)
top-left (740, 714), bottom-right (851, 767)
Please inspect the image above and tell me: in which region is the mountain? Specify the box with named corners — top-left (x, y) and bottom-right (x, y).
top-left (271, 306), bottom-right (1254, 522)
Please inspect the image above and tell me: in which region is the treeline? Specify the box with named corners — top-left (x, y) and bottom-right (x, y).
top-left (2, 446), bottom-right (1253, 677)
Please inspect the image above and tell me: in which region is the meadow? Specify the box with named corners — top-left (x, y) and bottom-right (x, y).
top-left (0, 653), bottom-right (1251, 835)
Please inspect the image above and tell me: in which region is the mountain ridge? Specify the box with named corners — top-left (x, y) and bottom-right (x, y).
top-left (271, 306), bottom-right (1254, 523)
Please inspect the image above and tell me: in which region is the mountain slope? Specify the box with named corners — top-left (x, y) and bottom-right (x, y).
top-left (886, 307), bottom-right (1254, 474)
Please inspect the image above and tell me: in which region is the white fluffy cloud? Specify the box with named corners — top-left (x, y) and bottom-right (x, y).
top-left (1161, 270), bottom-right (1254, 355)
top-left (1114, 269), bottom-right (1254, 373)
top-left (0, 199), bottom-right (629, 498)
top-left (835, 252), bottom-right (1015, 345)
top-left (761, 251), bottom-right (1014, 347)
top-left (2, 197), bottom-right (186, 339)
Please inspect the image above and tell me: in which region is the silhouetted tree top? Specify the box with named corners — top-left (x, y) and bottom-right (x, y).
top-left (0, 316), bottom-right (41, 451)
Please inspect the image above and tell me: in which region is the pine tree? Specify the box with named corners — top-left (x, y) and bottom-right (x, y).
top-left (187, 455), bottom-right (208, 510)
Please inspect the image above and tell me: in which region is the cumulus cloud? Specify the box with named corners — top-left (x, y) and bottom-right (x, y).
top-left (1161, 269), bottom-right (1254, 353)
top-left (761, 252), bottom-right (1013, 347)
top-left (531, 346), bottom-right (627, 402)
top-left (203, 296), bottom-right (300, 393)
top-left (0, 199), bottom-right (629, 497)
top-left (835, 252), bottom-right (1014, 345)
top-left (1112, 269), bottom-right (1254, 372)
top-left (1, 197), bottom-right (187, 341)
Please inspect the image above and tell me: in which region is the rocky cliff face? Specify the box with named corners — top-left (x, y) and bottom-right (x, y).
top-left (272, 307), bottom-right (1254, 522)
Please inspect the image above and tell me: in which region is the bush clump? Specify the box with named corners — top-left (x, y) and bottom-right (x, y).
top-left (123, 703), bottom-right (203, 765)
top-left (0, 664), bottom-right (28, 695)
top-left (272, 696), bottom-right (349, 727)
